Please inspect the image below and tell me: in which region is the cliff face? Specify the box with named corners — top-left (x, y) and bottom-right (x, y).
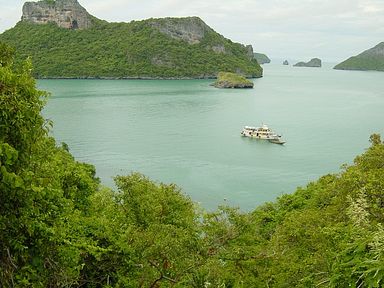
top-left (148, 17), bottom-right (255, 59)
top-left (334, 42), bottom-right (384, 71)
top-left (148, 17), bottom-right (213, 45)
top-left (22, 0), bottom-right (93, 29)
top-left (245, 45), bottom-right (254, 60)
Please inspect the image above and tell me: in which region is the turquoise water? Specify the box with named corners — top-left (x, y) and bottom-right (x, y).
top-left (39, 64), bottom-right (384, 210)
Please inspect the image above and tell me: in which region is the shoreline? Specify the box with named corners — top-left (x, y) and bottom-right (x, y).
top-left (36, 75), bottom-right (263, 80)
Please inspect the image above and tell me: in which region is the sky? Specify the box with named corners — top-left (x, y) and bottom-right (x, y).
top-left (0, 0), bottom-right (383, 62)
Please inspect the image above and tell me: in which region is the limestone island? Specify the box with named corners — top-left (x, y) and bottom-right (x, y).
top-left (212, 72), bottom-right (254, 89)
top-left (294, 58), bottom-right (322, 67)
top-left (254, 53), bottom-right (271, 64)
top-left (0, 0), bottom-right (262, 79)
top-left (283, 60), bottom-right (289, 65)
top-left (334, 42), bottom-right (384, 72)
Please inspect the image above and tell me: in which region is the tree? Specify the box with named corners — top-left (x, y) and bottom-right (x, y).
top-left (0, 42), bottom-right (99, 287)
top-left (0, 42), bottom-right (14, 67)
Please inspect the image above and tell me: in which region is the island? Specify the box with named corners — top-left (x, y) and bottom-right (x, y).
top-left (283, 60), bottom-right (289, 65)
top-left (212, 72), bottom-right (254, 88)
top-left (0, 0), bottom-right (262, 79)
top-left (254, 53), bottom-right (271, 64)
top-left (293, 58), bottom-right (322, 67)
top-left (334, 42), bottom-right (384, 71)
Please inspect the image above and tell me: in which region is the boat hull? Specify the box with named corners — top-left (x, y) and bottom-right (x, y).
top-left (268, 138), bottom-right (286, 144)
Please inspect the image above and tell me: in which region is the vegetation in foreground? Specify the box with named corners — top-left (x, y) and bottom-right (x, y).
top-left (1, 43), bottom-right (384, 287)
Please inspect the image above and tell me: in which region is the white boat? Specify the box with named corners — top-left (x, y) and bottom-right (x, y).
top-left (240, 124), bottom-right (286, 144)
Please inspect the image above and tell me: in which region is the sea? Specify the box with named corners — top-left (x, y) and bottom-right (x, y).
top-left (39, 62), bottom-right (384, 211)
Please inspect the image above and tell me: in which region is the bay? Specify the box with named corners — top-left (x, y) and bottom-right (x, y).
top-left (39, 63), bottom-right (384, 211)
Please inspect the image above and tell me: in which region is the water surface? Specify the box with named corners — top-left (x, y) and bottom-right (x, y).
top-left (40, 64), bottom-right (384, 210)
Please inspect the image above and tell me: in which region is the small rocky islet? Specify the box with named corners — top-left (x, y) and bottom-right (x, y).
top-left (212, 72), bottom-right (254, 88)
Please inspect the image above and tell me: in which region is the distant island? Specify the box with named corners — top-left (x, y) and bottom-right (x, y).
top-left (0, 0), bottom-right (262, 79)
top-left (212, 71), bottom-right (254, 88)
top-left (283, 60), bottom-right (289, 65)
top-left (293, 58), bottom-right (321, 67)
top-left (253, 53), bottom-right (271, 64)
top-left (334, 42), bottom-right (384, 72)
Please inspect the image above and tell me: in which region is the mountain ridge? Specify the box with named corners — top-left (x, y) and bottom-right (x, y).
top-left (22, 0), bottom-right (95, 29)
top-left (0, 0), bottom-right (262, 79)
top-left (334, 42), bottom-right (384, 71)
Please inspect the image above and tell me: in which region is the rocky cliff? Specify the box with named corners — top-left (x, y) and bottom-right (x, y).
top-left (294, 58), bottom-right (321, 67)
top-left (22, 0), bottom-right (93, 29)
top-left (245, 45), bottom-right (254, 60)
top-left (148, 17), bottom-right (256, 59)
top-left (148, 17), bottom-right (212, 45)
top-left (334, 42), bottom-right (384, 71)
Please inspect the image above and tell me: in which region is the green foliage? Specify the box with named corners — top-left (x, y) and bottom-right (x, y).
top-left (213, 71), bottom-right (254, 88)
top-left (76, 174), bottom-right (203, 287)
top-left (0, 20), bottom-right (262, 79)
top-left (0, 42), bottom-right (100, 287)
top-left (42, 0), bottom-right (56, 5)
top-left (0, 57), bottom-right (47, 166)
top-left (0, 42), bottom-right (15, 67)
top-left (2, 41), bottom-right (384, 287)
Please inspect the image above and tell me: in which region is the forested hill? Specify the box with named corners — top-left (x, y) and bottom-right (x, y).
top-left (0, 0), bottom-right (262, 79)
top-left (1, 41), bottom-right (384, 287)
top-left (334, 42), bottom-right (384, 71)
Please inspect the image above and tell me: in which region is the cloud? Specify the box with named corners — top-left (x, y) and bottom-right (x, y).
top-left (0, 0), bottom-right (25, 32)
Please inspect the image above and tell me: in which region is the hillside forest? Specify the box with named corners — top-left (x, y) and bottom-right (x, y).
top-left (0, 19), bottom-right (262, 79)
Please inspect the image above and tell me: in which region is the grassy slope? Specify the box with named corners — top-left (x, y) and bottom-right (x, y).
top-left (0, 19), bottom-right (262, 79)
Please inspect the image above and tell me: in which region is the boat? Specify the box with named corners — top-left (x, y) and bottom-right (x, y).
top-left (240, 124), bottom-right (286, 144)
top-left (268, 136), bottom-right (286, 145)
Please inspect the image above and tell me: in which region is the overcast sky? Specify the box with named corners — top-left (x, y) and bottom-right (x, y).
top-left (1, 0), bottom-right (383, 62)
